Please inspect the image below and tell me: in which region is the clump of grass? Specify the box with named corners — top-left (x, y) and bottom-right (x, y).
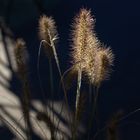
top-left (3, 8), bottom-right (116, 140)
top-left (70, 8), bottom-right (114, 140)
top-left (2, 6), bottom-right (140, 140)
top-left (31, 8), bottom-right (115, 140)
top-left (70, 8), bottom-right (98, 140)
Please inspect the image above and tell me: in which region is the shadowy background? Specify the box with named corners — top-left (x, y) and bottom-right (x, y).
top-left (0, 0), bottom-right (140, 139)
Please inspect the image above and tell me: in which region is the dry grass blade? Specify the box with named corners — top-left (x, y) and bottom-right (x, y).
top-left (0, 115), bottom-right (26, 140)
top-left (36, 111), bottom-right (55, 140)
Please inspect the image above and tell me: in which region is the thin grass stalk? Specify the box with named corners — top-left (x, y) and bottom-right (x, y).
top-left (49, 58), bottom-right (55, 126)
top-left (37, 40), bottom-right (50, 103)
top-left (89, 82), bottom-right (92, 106)
top-left (56, 62), bottom-right (84, 139)
top-left (93, 109), bottom-right (140, 140)
top-left (54, 65), bottom-right (77, 138)
top-left (0, 115), bottom-right (26, 140)
top-left (87, 86), bottom-right (99, 140)
top-left (54, 56), bottom-right (86, 138)
top-left (76, 69), bottom-right (82, 112)
top-left (38, 29), bottom-right (71, 137)
top-left (36, 111), bottom-right (55, 140)
top-left (31, 117), bottom-right (47, 139)
top-left (37, 40), bottom-right (53, 123)
top-left (15, 115), bottom-right (48, 140)
top-left (22, 77), bottom-right (32, 140)
top-left (48, 30), bottom-right (72, 129)
top-left (56, 63), bottom-right (83, 139)
top-left (54, 98), bottom-right (65, 138)
top-left (51, 40), bottom-right (73, 137)
top-left (72, 68), bottom-right (82, 140)
top-left (55, 66), bottom-right (75, 138)
top-left (37, 40), bottom-right (56, 139)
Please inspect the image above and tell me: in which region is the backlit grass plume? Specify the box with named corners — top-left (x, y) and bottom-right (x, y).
top-left (71, 8), bottom-right (98, 71)
top-left (71, 8), bottom-right (98, 109)
top-left (71, 8), bottom-right (99, 140)
top-left (13, 8), bottom-right (115, 140)
top-left (94, 47), bottom-right (114, 87)
top-left (71, 8), bottom-right (114, 139)
top-left (85, 46), bottom-right (114, 87)
top-left (39, 15), bottom-right (58, 58)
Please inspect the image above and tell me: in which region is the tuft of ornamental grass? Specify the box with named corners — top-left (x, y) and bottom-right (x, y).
top-left (3, 8), bottom-right (116, 140)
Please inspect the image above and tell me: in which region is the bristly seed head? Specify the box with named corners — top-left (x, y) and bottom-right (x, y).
top-left (39, 15), bottom-right (58, 58)
top-left (71, 8), bottom-right (114, 86)
top-left (15, 39), bottom-right (27, 80)
top-left (71, 8), bottom-right (99, 71)
top-left (92, 46), bottom-right (114, 87)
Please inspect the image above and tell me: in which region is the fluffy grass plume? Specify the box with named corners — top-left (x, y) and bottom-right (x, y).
top-left (15, 39), bottom-right (27, 79)
top-left (94, 47), bottom-right (114, 87)
top-left (71, 8), bottom-right (98, 71)
top-left (85, 46), bottom-right (114, 87)
top-left (39, 15), bottom-right (58, 58)
top-left (71, 8), bottom-right (99, 140)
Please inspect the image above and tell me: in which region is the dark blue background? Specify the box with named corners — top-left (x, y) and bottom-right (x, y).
top-left (0, 0), bottom-right (140, 139)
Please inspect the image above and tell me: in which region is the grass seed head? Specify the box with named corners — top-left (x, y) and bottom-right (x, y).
top-left (39, 15), bottom-right (58, 58)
